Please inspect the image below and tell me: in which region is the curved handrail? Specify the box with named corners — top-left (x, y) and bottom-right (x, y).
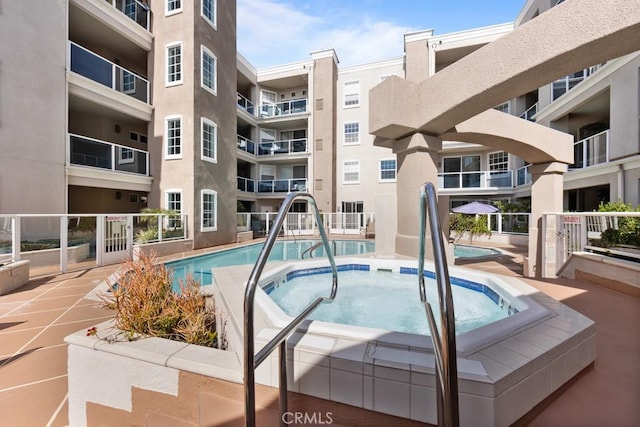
top-left (244, 192), bottom-right (338, 427)
top-left (418, 182), bottom-right (459, 427)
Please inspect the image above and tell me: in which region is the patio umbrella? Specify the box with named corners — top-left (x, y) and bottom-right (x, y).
top-left (451, 201), bottom-right (499, 214)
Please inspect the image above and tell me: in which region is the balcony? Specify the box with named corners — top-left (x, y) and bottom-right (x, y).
top-left (257, 179), bottom-right (307, 194)
top-left (552, 64), bottom-right (604, 101)
top-left (69, 41), bottom-right (149, 104)
top-left (237, 177), bottom-right (255, 193)
top-left (104, 0), bottom-right (149, 30)
top-left (237, 136), bottom-right (256, 155)
top-left (237, 93), bottom-right (256, 117)
top-left (570, 130), bottom-right (609, 170)
top-left (257, 139), bottom-right (308, 156)
top-left (438, 171), bottom-right (513, 189)
top-left (69, 134), bottom-right (149, 176)
top-left (519, 103), bottom-right (538, 121)
top-left (259, 99), bottom-right (307, 118)
top-left (516, 165), bottom-right (532, 186)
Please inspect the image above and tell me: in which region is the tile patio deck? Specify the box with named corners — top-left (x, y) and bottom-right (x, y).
top-left (0, 243), bottom-right (638, 426)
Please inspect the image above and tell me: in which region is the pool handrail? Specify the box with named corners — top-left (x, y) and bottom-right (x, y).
top-left (418, 182), bottom-right (460, 427)
top-left (243, 192), bottom-right (338, 427)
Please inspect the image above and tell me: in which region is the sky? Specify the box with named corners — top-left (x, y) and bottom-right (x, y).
top-left (237, 0), bottom-right (524, 69)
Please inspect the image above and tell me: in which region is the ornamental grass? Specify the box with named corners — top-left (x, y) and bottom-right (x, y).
top-left (101, 251), bottom-right (223, 348)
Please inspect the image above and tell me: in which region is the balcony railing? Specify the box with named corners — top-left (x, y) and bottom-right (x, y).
top-left (570, 130), bottom-right (609, 170)
top-left (438, 171), bottom-right (513, 189)
top-left (259, 99), bottom-right (307, 118)
top-left (237, 177), bottom-right (256, 193)
top-left (237, 93), bottom-right (256, 116)
top-left (516, 165), bottom-right (532, 186)
top-left (69, 41), bottom-right (150, 104)
top-left (104, 0), bottom-right (150, 30)
top-left (237, 135), bottom-right (256, 155)
top-left (69, 134), bottom-right (149, 176)
top-left (257, 179), bottom-right (307, 194)
top-left (552, 64), bottom-right (604, 101)
top-left (257, 138), bottom-right (308, 156)
top-left (519, 103), bottom-right (538, 121)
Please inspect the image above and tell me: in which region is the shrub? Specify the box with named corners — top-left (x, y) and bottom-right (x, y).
top-left (101, 252), bottom-right (224, 348)
top-left (449, 213), bottom-right (491, 243)
top-left (596, 201), bottom-right (640, 248)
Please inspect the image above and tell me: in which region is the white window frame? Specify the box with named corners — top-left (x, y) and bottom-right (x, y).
top-left (165, 42), bottom-right (183, 87)
top-left (201, 45), bottom-right (217, 95)
top-left (165, 0), bottom-right (182, 16)
top-left (121, 70), bottom-right (136, 95)
top-left (488, 151), bottom-right (509, 171)
top-left (343, 80), bottom-right (360, 108)
top-left (164, 115), bottom-right (182, 160)
top-left (165, 189), bottom-right (182, 214)
top-left (343, 122), bottom-right (360, 145)
top-left (201, 0), bottom-right (217, 29)
top-left (343, 160), bottom-right (360, 184)
top-left (201, 189), bottom-right (218, 231)
top-left (201, 117), bottom-right (217, 163)
top-left (379, 158), bottom-right (397, 182)
top-left (118, 147), bottom-right (135, 164)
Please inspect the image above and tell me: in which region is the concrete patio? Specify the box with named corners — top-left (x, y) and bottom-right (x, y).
top-left (0, 244), bottom-right (638, 426)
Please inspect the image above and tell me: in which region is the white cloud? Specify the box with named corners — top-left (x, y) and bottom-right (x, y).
top-left (237, 0), bottom-right (410, 68)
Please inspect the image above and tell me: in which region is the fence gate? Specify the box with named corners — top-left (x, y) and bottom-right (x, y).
top-left (102, 215), bottom-right (132, 265)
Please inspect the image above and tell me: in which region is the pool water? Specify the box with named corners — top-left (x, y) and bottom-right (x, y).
top-left (454, 244), bottom-right (501, 258)
top-left (267, 269), bottom-right (508, 335)
top-left (167, 239), bottom-right (374, 288)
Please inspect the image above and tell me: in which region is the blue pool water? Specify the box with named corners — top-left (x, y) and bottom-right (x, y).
top-left (267, 268), bottom-right (508, 335)
top-left (167, 239), bottom-right (374, 288)
top-left (454, 244), bottom-right (501, 258)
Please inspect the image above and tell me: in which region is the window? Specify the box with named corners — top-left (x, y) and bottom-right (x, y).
top-left (343, 80), bottom-right (360, 107)
top-left (201, 0), bottom-right (216, 28)
top-left (166, 0), bottom-right (182, 15)
top-left (344, 122), bottom-right (360, 144)
top-left (201, 46), bottom-right (217, 95)
top-left (343, 160), bottom-right (360, 184)
top-left (165, 116), bottom-right (182, 159)
top-left (121, 71), bottom-right (135, 94)
top-left (488, 151), bottom-right (509, 171)
top-left (201, 190), bottom-right (217, 231)
top-left (442, 155), bottom-right (481, 188)
top-left (379, 158), bottom-right (397, 182)
top-left (494, 102), bottom-right (510, 114)
top-left (165, 190), bottom-right (182, 228)
top-left (166, 42), bottom-right (182, 86)
top-left (118, 147), bottom-right (134, 164)
top-left (130, 131), bottom-right (148, 143)
top-left (201, 118), bottom-right (217, 162)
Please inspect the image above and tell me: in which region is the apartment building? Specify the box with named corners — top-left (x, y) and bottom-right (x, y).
top-left (1, 0), bottom-right (638, 253)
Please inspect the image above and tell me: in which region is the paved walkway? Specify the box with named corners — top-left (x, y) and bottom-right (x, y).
top-left (0, 243), bottom-right (638, 426)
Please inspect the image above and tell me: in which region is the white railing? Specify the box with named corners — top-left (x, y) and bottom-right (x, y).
top-left (438, 171), bottom-right (513, 189)
top-left (516, 165), bottom-right (532, 186)
top-left (69, 133), bottom-right (149, 176)
top-left (486, 213), bottom-right (530, 234)
top-left (257, 138), bottom-right (308, 156)
top-left (104, 0), bottom-right (150, 30)
top-left (0, 213), bottom-right (188, 273)
top-left (69, 41), bottom-right (150, 104)
top-left (257, 179), bottom-right (307, 194)
top-left (237, 135), bottom-right (256, 155)
top-left (552, 64), bottom-right (604, 100)
top-left (519, 103), bottom-right (538, 121)
top-left (237, 177), bottom-right (256, 193)
top-left (236, 212), bottom-right (375, 236)
top-left (570, 130), bottom-right (609, 170)
top-left (237, 93), bottom-right (256, 116)
top-left (259, 99), bottom-right (308, 118)
top-left (542, 211), bottom-right (640, 276)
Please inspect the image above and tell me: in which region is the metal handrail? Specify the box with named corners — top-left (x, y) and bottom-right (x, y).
top-left (244, 192), bottom-right (339, 427)
top-left (418, 182), bottom-right (459, 427)
top-left (301, 239), bottom-right (336, 259)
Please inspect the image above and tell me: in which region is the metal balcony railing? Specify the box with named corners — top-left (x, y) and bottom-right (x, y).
top-left (257, 179), bottom-right (307, 194)
top-left (69, 41), bottom-right (150, 103)
top-left (519, 103), bottom-right (538, 121)
top-left (237, 93), bottom-right (256, 116)
top-left (438, 171), bottom-right (513, 189)
top-left (257, 138), bottom-right (308, 156)
top-left (69, 134), bottom-right (149, 176)
top-left (515, 165), bottom-right (532, 186)
top-left (104, 0), bottom-right (150, 30)
top-left (237, 177), bottom-right (255, 193)
top-left (237, 135), bottom-right (256, 155)
top-left (259, 99), bottom-right (307, 118)
top-left (570, 130), bottom-right (609, 170)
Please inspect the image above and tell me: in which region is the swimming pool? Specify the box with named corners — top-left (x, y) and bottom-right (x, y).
top-left (454, 244), bottom-right (502, 258)
top-left (167, 239), bottom-right (374, 288)
top-left (266, 267), bottom-right (510, 335)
